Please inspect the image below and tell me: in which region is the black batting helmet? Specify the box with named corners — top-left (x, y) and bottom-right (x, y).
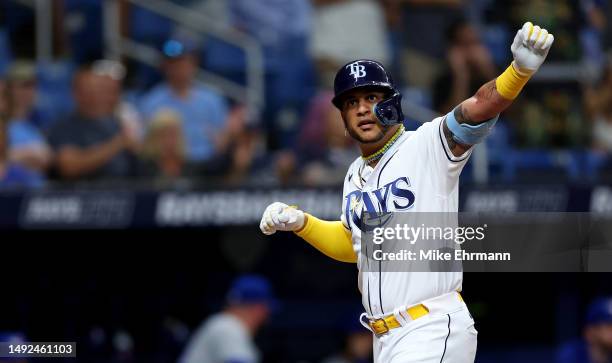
top-left (331, 59), bottom-right (404, 126)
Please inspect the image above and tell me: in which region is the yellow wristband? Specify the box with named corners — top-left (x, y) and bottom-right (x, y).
top-left (495, 62), bottom-right (532, 100)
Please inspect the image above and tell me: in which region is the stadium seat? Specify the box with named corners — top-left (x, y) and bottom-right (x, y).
top-left (481, 24), bottom-right (512, 67)
top-left (502, 149), bottom-right (578, 182)
top-left (0, 28), bottom-right (12, 76)
top-left (582, 150), bottom-right (612, 181)
top-left (203, 37), bottom-right (247, 85)
top-left (64, 0), bottom-right (104, 62)
top-left (128, 7), bottom-right (173, 47)
top-left (35, 60), bottom-right (76, 129)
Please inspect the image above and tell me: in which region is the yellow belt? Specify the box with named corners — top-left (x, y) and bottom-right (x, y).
top-left (368, 293), bottom-right (463, 336)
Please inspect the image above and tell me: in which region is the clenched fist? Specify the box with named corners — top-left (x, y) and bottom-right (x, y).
top-left (511, 22), bottom-right (555, 74)
top-left (259, 202), bottom-right (305, 235)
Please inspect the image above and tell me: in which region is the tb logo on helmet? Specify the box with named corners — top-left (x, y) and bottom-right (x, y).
top-left (348, 62), bottom-right (366, 80)
top-left (333, 59), bottom-right (404, 126)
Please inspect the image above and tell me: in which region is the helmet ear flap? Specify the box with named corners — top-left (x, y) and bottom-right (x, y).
top-left (373, 93), bottom-right (404, 126)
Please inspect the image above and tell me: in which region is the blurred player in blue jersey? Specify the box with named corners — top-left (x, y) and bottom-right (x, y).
top-left (557, 297), bottom-right (612, 363)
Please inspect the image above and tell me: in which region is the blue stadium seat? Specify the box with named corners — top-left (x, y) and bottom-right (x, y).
top-left (129, 7), bottom-right (173, 46)
top-left (126, 6), bottom-right (174, 90)
top-left (481, 24), bottom-right (512, 67)
top-left (502, 149), bottom-right (578, 182)
top-left (204, 35), bottom-right (315, 149)
top-left (204, 35), bottom-right (314, 99)
top-left (0, 28), bottom-right (12, 76)
top-left (268, 37), bottom-right (315, 106)
top-left (64, 0), bottom-right (104, 62)
top-left (35, 60), bottom-right (76, 129)
top-left (203, 37), bottom-right (247, 84)
top-left (580, 150), bottom-right (612, 181)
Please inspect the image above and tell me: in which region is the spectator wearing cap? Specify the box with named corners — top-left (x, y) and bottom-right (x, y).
top-left (47, 64), bottom-right (140, 181)
top-left (140, 38), bottom-right (242, 165)
top-left (557, 297), bottom-right (612, 363)
top-left (178, 275), bottom-right (276, 363)
top-left (4, 60), bottom-right (52, 174)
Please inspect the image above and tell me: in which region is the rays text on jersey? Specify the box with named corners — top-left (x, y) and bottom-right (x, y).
top-left (344, 176), bottom-right (416, 231)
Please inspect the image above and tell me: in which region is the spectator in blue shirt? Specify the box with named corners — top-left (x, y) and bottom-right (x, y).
top-left (0, 118), bottom-right (43, 189)
top-left (557, 297), bottom-right (612, 363)
top-left (4, 60), bottom-right (52, 174)
top-left (140, 38), bottom-right (233, 163)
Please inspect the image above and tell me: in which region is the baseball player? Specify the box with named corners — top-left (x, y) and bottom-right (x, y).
top-left (260, 22), bottom-right (554, 362)
top-left (557, 297), bottom-right (612, 363)
top-left (178, 275), bottom-right (275, 363)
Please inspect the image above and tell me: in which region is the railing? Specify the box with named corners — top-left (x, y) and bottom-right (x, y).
top-left (9, 0), bottom-right (52, 62)
top-left (102, 0), bottom-right (265, 120)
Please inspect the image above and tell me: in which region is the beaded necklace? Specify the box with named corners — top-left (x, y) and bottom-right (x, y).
top-left (361, 126), bottom-right (405, 165)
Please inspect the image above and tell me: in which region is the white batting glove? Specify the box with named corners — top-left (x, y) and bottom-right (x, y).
top-left (511, 22), bottom-right (555, 75)
top-left (259, 202), bottom-right (305, 235)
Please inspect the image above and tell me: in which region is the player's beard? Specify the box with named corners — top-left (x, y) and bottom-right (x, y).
top-left (344, 119), bottom-right (386, 144)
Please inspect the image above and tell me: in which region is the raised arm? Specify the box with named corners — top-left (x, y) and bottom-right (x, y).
top-left (445, 22), bottom-right (554, 156)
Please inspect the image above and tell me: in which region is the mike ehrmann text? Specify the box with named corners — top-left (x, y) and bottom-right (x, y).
top-left (372, 249), bottom-right (511, 261)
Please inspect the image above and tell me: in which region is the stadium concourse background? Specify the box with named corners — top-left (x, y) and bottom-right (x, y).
top-left (1, 0), bottom-right (612, 362)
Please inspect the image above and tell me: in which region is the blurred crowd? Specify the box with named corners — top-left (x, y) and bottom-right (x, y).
top-left (2, 0), bottom-right (612, 189)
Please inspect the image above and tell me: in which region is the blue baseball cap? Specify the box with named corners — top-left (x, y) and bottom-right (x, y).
top-left (226, 275), bottom-right (278, 309)
top-left (586, 297), bottom-right (612, 325)
top-left (161, 38), bottom-right (198, 59)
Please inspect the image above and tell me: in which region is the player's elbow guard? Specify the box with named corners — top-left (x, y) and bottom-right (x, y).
top-left (446, 109), bottom-right (498, 145)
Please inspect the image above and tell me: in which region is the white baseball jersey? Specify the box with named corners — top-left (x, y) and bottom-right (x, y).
top-left (178, 313), bottom-right (259, 363)
top-left (341, 115), bottom-right (472, 317)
